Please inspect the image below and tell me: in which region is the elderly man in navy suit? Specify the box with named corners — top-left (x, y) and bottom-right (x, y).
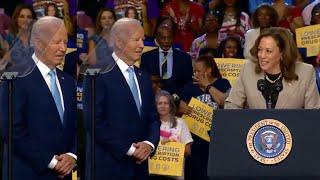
top-left (140, 23), bottom-right (193, 95)
top-left (0, 16), bottom-right (77, 180)
top-left (83, 18), bottom-right (160, 180)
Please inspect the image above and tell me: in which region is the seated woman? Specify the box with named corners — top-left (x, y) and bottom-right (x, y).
top-left (225, 27), bottom-right (320, 109)
top-left (244, 4), bottom-right (278, 60)
top-left (152, 90), bottom-right (193, 180)
top-left (217, 36), bottom-right (244, 59)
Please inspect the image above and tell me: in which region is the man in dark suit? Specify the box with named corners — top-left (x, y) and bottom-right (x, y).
top-left (0, 17), bottom-right (77, 180)
top-left (83, 18), bottom-right (160, 180)
top-left (140, 23), bottom-right (193, 95)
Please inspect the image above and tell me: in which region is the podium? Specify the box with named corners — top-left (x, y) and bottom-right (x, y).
top-left (208, 109), bottom-right (320, 179)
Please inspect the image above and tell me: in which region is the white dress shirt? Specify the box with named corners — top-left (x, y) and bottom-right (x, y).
top-left (112, 52), bottom-right (155, 155)
top-left (32, 53), bottom-right (77, 169)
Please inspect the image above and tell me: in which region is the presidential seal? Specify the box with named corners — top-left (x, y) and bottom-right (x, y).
top-left (246, 119), bottom-right (292, 165)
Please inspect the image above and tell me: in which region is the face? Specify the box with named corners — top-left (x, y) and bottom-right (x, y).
top-left (100, 11), bottom-right (115, 30)
top-left (223, 39), bottom-right (238, 58)
top-left (257, 36), bottom-right (282, 74)
top-left (311, 8), bottom-right (320, 25)
top-left (157, 28), bottom-right (173, 51)
top-left (118, 25), bottom-right (144, 65)
top-left (127, 9), bottom-right (136, 19)
top-left (156, 95), bottom-right (171, 117)
top-left (47, 5), bottom-right (56, 16)
top-left (257, 8), bottom-right (272, 28)
top-left (17, 8), bottom-right (33, 30)
top-left (193, 61), bottom-right (211, 79)
top-left (204, 14), bottom-right (220, 33)
top-left (39, 26), bottom-right (68, 69)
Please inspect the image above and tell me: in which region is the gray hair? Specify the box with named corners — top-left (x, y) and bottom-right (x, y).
top-left (155, 90), bottom-right (177, 128)
top-left (109, 18), bottom-right (142, 48)
top-left (30, 16), bottom-right (65, 47)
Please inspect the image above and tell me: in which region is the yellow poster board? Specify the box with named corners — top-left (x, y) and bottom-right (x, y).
top-left (182, 98), bottom-right (213, 142)
top-left (296, 24), bottom-right (320, 57)
top-left (214, 58), bottom-right (246, 86)
top-left (148, 142), bottom-right (185, 177)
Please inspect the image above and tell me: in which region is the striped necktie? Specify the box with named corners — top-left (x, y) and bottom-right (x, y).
top-left (161, 51), bottom-right (168, 79)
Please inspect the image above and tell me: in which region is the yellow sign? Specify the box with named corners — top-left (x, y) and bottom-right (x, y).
top-left (148, 142), bottom-right (185, 177)
top-left (215, 58), bottom-right (246, 86)
top-left (182, 98), bottom-right (213, 142)
top-left (296, 25), bottom-right (320, 57)
top-left (72, 170), bottom-right (77, 180)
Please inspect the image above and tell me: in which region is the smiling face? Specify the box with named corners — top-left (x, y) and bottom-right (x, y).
top-left (156, 95), bottom-right (171, 118)
top-left (99, 10), bottom-right (116, 30)
top-left (257, 36), bottom-right (282, 74)
top-left (17, 8), bottom-right (33, 30)
top-left (223, 39), bottom-right (238, 58)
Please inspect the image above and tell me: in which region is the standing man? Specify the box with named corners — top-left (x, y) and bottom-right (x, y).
top-left (140, 23), bottom-right (193, 95)
top-left (0, 16), bottom-right (77, 180)
top-left (83, 18), bottom-right (160, 180)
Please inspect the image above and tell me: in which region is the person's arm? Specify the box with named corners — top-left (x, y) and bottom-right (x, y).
top-left (87, 39), bottom-right (97, 65)
top-left (304, 65), bottom-right (320, 109)
top-left (207, 84), bottom-right (228, 106)
top-left (0, 81), bottom-right (55, 174)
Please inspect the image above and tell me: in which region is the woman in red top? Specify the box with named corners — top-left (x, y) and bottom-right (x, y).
top-left (161, 0), bottom-right (205, 52)
top-left (272, 0), bottom-right (305, 33)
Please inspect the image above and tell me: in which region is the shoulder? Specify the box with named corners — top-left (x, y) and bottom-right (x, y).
top-left (295, 62), bottom-right (315, 77)
top-left (174, 48), bottom-right (191, 57)
top-left (245, 28), bottom-right (260, 37)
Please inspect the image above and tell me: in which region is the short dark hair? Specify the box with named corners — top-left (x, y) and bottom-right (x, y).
top-left (195, 55), bottom-right (222, 78)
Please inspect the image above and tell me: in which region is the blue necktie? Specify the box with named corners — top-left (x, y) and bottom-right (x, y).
top-left (48, 70), bottom-right (64, 123)
top-left (127, 67), bottom-right (141, 114)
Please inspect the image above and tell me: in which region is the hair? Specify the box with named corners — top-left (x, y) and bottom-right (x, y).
top-left (109, 18), bottom-right (141, 48)
top-left (250, 27), bottom-right (298, 81)
top-left (95, 8), bottom-right (117, 34)
top-left (195, 55), bottom-right (222, 78)
top-left (203, 10), bottom-right (223, 27)
top-left (44, 3), bottom-right (61, 18)
top-left (216, 0), bottom-right (242, 27)
top-left (31, 16), bottom-right (65, 46)
top-left (251, 4), bottom-right (278, 28)
top-left (199, 47), bottom-right (218, 58)
top-left (218, 36), bottom-right (244, 58)
top-left (155, 90), bottom-right (177, 128)
top-left (311, 3), bottom-right (320, 25)
top-left (155, 17), bottom-right (176, 37)
top-left (9, 4), bottom-right (37, 35)
top-left (125, 6), bottom-right (139, 19)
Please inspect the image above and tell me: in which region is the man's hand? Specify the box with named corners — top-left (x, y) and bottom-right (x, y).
top-left (132, 142), bottom-right (152, 164)
top-left (54, 154), bottom-right (76, 178)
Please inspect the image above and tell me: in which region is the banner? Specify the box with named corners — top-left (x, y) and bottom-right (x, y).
top-left (148, 142), bottom-right (185, 177)
top-left (214, 58), bottom-right (246, 86)
top-left (182, 98), bottom-right (213, 142)
top-left (296, 25), bottom-right (320, 57)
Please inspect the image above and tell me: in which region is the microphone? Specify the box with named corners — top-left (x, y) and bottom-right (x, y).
top-left (257, 79), bottom-right (272, 109)
top-left (273, 79), bottom-right (283, 93)
top-left (257, 79), bottom-right (267, 92)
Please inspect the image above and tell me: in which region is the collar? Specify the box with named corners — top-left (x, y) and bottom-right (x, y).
top-left (159, 47), bottom-right (173, 54)
top-left (32, 53), bottom-right (56, 77)
top-left (112, 52), bottom-right (132, 73)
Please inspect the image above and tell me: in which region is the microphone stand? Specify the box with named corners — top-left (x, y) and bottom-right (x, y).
top-left (85, 68), bottom-right (100, 180)
top-left (267, 95), bottom-right (272, 109)
top-left (1, 71), bottom-right (18, 180)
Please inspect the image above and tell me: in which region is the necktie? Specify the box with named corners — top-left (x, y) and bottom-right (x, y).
top-left (161, 51), bottom-right (168, 79)
top-left (127, 67), bottom-right (141, 114)
top-left (48, 70), bottom-right (64, 123)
